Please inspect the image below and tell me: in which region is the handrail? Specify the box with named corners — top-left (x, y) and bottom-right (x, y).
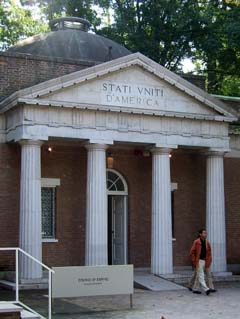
top-left (18, 248), bottom-right (54, 273)
top-left (0, 247), bottom-right (53, 272)
top-left (0, 247), bottom-right (54, 319)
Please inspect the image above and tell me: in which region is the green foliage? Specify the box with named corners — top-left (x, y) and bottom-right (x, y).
top-left (98, 0), bottom-right (201, 71)
top-left (191, 0), bottom-right (240, 95)
top-left (1, 0), bottom-right (240, 96)
top-left (32, 0), bottom-right (108, 32)
top-left (220, 76), bottom-right (240, 96)
top-left (0, 0), bottom-right (47, 50)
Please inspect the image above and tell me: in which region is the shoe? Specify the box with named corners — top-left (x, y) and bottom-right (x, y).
top-left (192, 290), bottom-right (201, 294)
top-left (209, 289), bottom-right (217, 293)
top-left (206, 289), bottom-right (211, 295)
top-left (188, 287), bottom-right (192, 291)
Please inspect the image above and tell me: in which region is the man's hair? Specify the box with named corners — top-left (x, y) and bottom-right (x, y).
top-left (198, 229), bottom-right (206, 235)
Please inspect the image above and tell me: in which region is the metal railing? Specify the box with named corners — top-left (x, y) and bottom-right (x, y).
top-left (0, 247), bottom-right (54, 319)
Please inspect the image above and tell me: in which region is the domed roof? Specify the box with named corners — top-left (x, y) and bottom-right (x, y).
top-left (7, 17), bottom-right (131, 63)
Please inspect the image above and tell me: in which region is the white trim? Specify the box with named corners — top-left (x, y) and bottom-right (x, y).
top-left (41, 179), bottom-right (59, 241)
top-left (107, 169), bottom-right (128, 195)
top-left (124, 196), bottom-right (128, 264)
top-left (225, 150), bottom-right (240, 158)
top-left (14, 97), bottom-right (236, 122)
top-left (41, 178), bottom-right (60, 187)
top-left (109, 195), bottom-right (128, 265)
top-left (171, 182), bottom-right (178, 191)
top-left (42, 239), bottom-right (59, 243)
top-left (107, 169), bottom-right (128, 265)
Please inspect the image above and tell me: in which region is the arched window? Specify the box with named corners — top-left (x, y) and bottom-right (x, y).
top-left (107, 169), bottom-right (128, 195)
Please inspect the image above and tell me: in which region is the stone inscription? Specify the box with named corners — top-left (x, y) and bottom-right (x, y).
top-left (101, 82), bottom-right (164, 108)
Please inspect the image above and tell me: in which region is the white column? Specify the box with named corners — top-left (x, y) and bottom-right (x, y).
top-left (151, 147), bottom-right (173, 275)
top-left (206, 151), bottom-right (227, 272)
top-left (85, 143), bottom-right (108, 265)
top-left (19, 140), bottom-right (43, 279)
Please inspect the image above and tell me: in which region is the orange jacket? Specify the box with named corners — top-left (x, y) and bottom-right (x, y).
top-left (190, 238), bottom-right (212, 268)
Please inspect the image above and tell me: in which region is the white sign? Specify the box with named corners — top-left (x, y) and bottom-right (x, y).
top-left (52, 265), bottom-right (133, 298)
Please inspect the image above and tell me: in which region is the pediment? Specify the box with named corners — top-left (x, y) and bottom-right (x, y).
top-left (43, 66), bottom-right (218, 116)
top-left (0, 53), bottom-right (236, 121)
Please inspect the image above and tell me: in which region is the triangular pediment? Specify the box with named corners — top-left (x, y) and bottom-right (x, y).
top-left (0, 53), bottom-right (236, 121)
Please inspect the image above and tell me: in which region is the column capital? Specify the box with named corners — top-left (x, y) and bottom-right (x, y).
top-left (205, 148), bottom-right (230, 158)
top-left (19, 139), bottom-right (43, 147)
top-left (151, 147), bottom-right (172, 155)
top-left (85, 143), bottom-right (108, 151)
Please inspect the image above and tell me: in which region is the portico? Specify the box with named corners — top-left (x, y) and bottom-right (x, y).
top-left (0, 53), bottom-right (236, 278)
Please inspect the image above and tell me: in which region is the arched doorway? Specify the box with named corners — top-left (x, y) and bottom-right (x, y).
top-left (107, 169), bottom-right (128, 265)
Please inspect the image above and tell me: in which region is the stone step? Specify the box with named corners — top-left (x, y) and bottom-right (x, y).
top-left (134, 269), bottom-right (240, 286)
top-left (5, 272), bottom-right (48, 285)
top-left (161, 272), bottom-right (240, 284)
top-left (134, 273), bottom-right (186, 291)
top-left (0, 280), bottom-right (48, 291)
top-left (0, 303), bottom-right (40, 319)
top-left (0, 302), bottom-right (22, 315)
top-left (21, 310), bottom-right (40, 318)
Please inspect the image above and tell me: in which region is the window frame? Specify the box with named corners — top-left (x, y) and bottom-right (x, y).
top-left (41, 178), bottom-right (60, 243)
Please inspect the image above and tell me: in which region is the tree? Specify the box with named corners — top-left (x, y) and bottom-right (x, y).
top-left (26, 0), bottom-right (109, 32)
top-left (2, 0), bottom-right (240, 96)
top-left (32, 0), bottom-right (203, 71)
top-left (98, 0), bottom-right (203, 72)
top-left (0, 0), bottom-right (47, 50)
top-left (191, 0), bottom-right (240, 95)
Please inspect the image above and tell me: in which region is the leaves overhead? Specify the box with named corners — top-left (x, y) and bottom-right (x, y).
top-left (1, 0), bottom-right (240, 95)
top-left (0, 0), bottom-right (47, 51)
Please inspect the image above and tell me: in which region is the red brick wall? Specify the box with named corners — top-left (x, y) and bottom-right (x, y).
top-left (171, 153), bottom-right (206, 267)
top-left (0, 144), bottom-right (240, 270)
top-left (225, 158), bottom-right (240, 264)
top-left (0, 144), bottom-right (20, 269)
top-left (41, 145), bottom-right (87, 267)
top-left (0, 53), bottom-right (93, 101)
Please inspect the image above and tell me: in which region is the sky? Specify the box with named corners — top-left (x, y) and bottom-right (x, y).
top-left (182, 58), bottom-right (195, 73)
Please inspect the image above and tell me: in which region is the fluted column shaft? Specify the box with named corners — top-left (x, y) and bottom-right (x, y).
top-left (151, 148), bottom-right (173, 275)
top-left (19, 140), bottom-right (42, 279)
top-left (85, 143), bottom-right (108, 265)
top-left (206, 151), bottom-right (227, 272)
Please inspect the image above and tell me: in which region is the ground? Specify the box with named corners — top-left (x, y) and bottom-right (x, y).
top-left (1, 282), bottom-right (240, 319)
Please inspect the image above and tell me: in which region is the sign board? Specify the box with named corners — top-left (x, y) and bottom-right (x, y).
top-left (52, 265), bottom-right (133, 298)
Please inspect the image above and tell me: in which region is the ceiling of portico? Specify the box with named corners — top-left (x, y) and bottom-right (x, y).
top-left (0, 53), bottom-right (237, 123)
top-left (44, 137), bottom-right (207, 154)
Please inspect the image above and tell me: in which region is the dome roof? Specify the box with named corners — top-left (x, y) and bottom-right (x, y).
top-left (7, 17), bottom-right (131, 63)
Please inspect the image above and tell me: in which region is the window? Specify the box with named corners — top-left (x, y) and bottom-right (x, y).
top-left (171, 190), bottom-right (175, 238)
top-left (107, 169), bottom-right (128, 194)
top-left (171, 183), bottom-right (178, 240)
top-left (42, 187), bottom-right (56, 239)
top-left (41, 178), bottom-right (60, 241)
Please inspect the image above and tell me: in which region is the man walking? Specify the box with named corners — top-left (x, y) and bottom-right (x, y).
top-left (189, 229), bottom-right (216, 295)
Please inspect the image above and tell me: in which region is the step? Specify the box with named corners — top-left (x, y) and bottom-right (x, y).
top-left (21, 310), bottom-right (40, 318)
top-left (0, 303), bottom-right (41, 319)
top-left (161, 272), bottom-right (240, 284)
top-left (0, 280), bottom-right (48, 290)
top-left (0, 302), bottom-right (22, 313)
top-left (134, 273), bottom-right (186, 291)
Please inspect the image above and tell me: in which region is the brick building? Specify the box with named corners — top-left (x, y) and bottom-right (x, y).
top-left (0, 17), bottom-right (240, 280)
